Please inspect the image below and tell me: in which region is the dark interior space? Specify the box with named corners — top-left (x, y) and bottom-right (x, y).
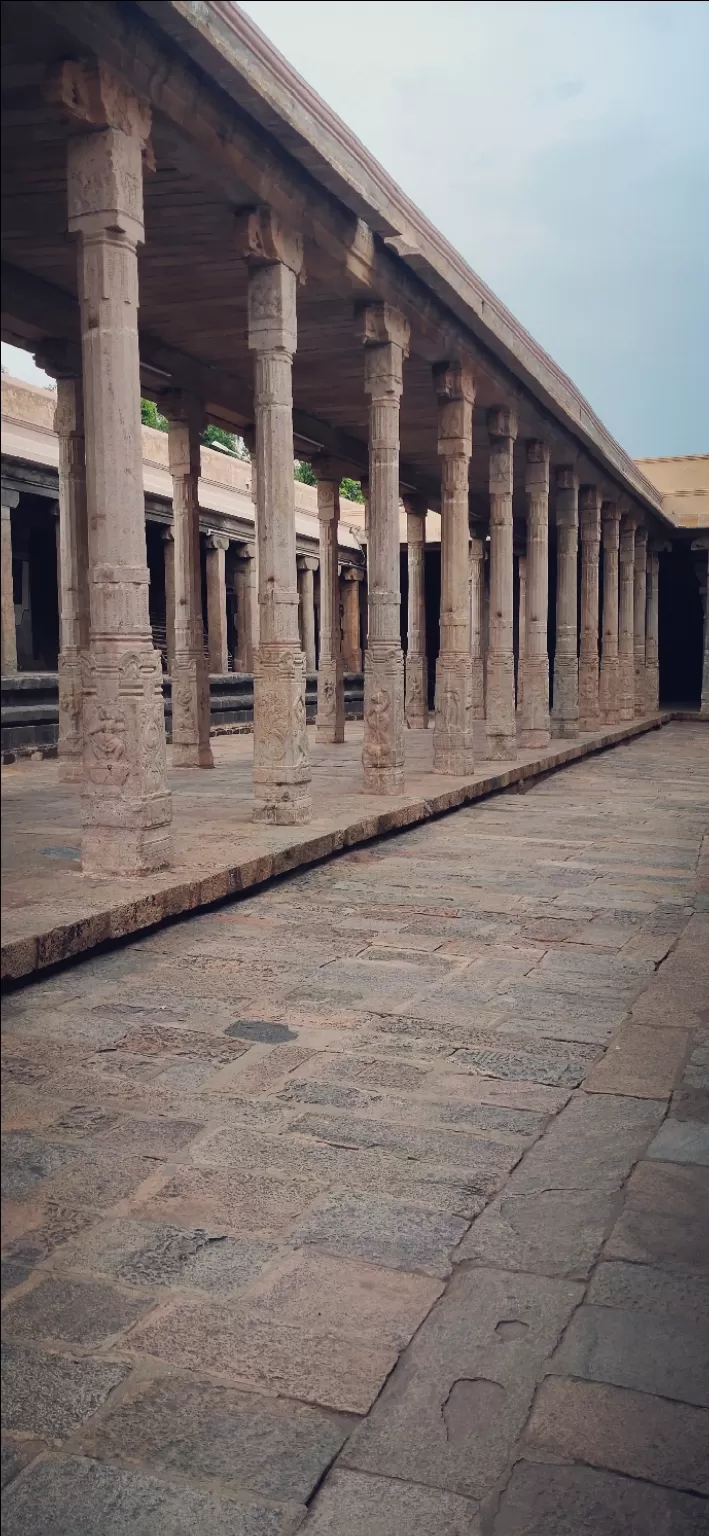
top-left (658, 544), bottom-right (703, 705)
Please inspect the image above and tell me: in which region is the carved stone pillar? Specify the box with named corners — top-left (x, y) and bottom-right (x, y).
top-left (233, 546), bottom-right (257, 672)
top-left (519, 441), bottom-right (550, 747)
top-left (433, 364), bottom-right (475, 773)
top-left (359, 303), bottom-right (409, 793)
top-left (645, 544), bottom-right (661, 714)
top-left (551, 466), bottom-right (579, 739)
top-left (404, 494), bottom-right (428, 729)
top-left (241, 208), bottom-right (310, 823)
top-left (206, 533), bottom-right (229, 674)
top-left (297, 556), bottom-right (318, 676)
top-left (618, 512), bottom-right (636, 722)
top-left (633, 525), bottom-right (648, 716)
top-left (485, 407), bottom-right (517, 760)
top-left (599, 502), bottom-right (620, 723)
top-left (1, 488), bottom-right (19, 676)
top-left (312, 471), bottom-right (344, 741)
top-left (516, 550), bottom-right (527, 717)
top-left (54, 374), bottom-right (90, 778)
top-left (469, 527), bottom-right (485, 721)
top-left (342, 568), bottom-right (363, 672)
top-left (162, 529), bottom-right (175, 677)
top-left (64, 65), bottom-right (171, 873)
top-left (165, 398), bottom-right (213, 767)
top-left (578, 485), bottom-right (602, 731)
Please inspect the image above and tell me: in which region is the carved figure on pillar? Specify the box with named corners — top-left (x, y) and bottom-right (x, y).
top-left (164, 395), bottom-right (213, 767)
top-left (599, 502), bottom-right (621, 724)
top-left (403, 493), bottom-right (428, 729)
top-left (297, 556), bottom-right (318, 677)
top-left (313, 464), bottom-right (345, 742)
top-left (206, 533), bottom-right (230, 675)
top-left (578, 485), bottom-right (602, 731)
top-left (633, 525), bottom-right (649, 716)
top-left (59, 60), bottom-right (171, 873)
top-left (469, 525), bottom-right (485, 722)
top-left (485, 407), bottom-right (518, 760)
top-left (433, 364), bottom-right (475, 772)
top-left (519, 441), bottom-right (551, 747)
top-left (342, 568), bottom-right (363, 673)
top-left (618, 510), bottom-right (637, 722)
top-left (240, 206), bottom-right (311, 823)
top-left (359, 303), bottom-right (409, 793)
top-left (551, 465), bottom-right (580, 739)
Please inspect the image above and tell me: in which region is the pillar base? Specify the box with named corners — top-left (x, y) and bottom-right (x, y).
top-left (252, 644), bottom-right (311, 824)
top-left (578, 715), bottom-right (601, 733)
top-left (172, 743), bottom-right (214, 769)
top-left (485, 732), bottom-right (517, 761)
top-left (316, 657), bottom-right (345, 744)
top-left (519, 727), bottom-right (551, 750)
top-left (59, 759), bottom-right (83, 784)
top-left (362, 647), bottom-right (405, 796)
top-left (363, 764), bottom-right (405, 795)
top-left (81, 820), bottom-right (172, 877)
top-left (551, 718), bottom-right (579, 740)
top-left (252, 788), bottom-right (312, 825)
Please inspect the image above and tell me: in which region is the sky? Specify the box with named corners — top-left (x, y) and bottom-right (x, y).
top-left (4, 0), bottom-right (707, 458)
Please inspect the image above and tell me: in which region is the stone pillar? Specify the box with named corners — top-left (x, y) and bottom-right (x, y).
top-left (54, 373), bottom-right (90, 779)
top-left (618, 512), bottom-right (636, 722)
top-left (578, 485), bottom-right (602, 731)
top-left (165, 398), bottom-right (213, 767)
top-left (312, 473), bottom-right (344, 742)
top-left (162, 529), bottom-right (175, 676)
top-left (433, 364), bottom-right (475, 773)
top-left (65, 67), bottom-right (171, 873)
top-left (241, 207), bottom-right (310, 824)
top-left (404, 494), bottom-right (428, 728)
top-left (599, 502), bottom-right (621, 723)
top-left (1, 488), bottom-right (19, 676)
top-left (633, 525), bottom-right (648, 716)
top-left (551, 466), bottom-right (579, 739)
top-left (645, 543), bottom-right (661, 714)
top-left (233, 546), bottom-right (257, 672)
top-left (359, 303), bottom-right (409, 793)
top-left (342, 568), bottom-right (363, 672)
top-left (297, 556), bottom-right (318, 676)
top-left (469, 528), bottom-right (485, 721)
top-left (485, 407), bottom-right (517, 760)
top-left (206, 533), bottom-right (229, 674)
top-left (519, 441), bottom-right (551, 747)
top-left (516, 550), bottom-right (527, 717)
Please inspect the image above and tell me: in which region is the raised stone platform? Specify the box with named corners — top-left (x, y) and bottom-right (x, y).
top-left (1, 715), bottom-right (682, 985)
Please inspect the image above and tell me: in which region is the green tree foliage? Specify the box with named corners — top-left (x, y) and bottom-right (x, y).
top-left (140, 398), bottom-right (168, 432)
top-left (340, 477), bottom-right (364, 503)
top-left (202, 424), bottom-right (249, 458)
top-left (294, 459), bottom-right (317, 485)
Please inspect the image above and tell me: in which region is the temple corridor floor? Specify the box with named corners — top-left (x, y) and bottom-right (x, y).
top-left (1, 722), bottom-right (708, 1534)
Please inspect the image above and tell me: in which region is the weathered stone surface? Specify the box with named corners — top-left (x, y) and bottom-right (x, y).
top-left (646, 1117), bottom-right (709, 1166)
top-left (97, 1117), bottom-right (205, 1157)
top-left (509, 1093), bottom-right (665, 1193)
top-left (456, 1187), bottom-right (618, 1278)
top-left (1, 1343), bottom-right (129, 1439)
top-left (1, 1133), bottom-right (79, 1201)
top-left (588, 1260), bottom-right (709, 1325)
top-left (446, 1044), bottom-right (591, 1089)
top-left (2, 1276), bottom-right (154, 1348)
top-left (0, 1436), bottom-right (44, 1491)
top-left (0, 1260), bottom-right (31, 1298)
top-left (524, 1377), bottom-right (709, 1492)
top-left (304, 1468), bottom-right (481, 1533)
top-left (584, 1025), bottom-right (690, 1099)
top-left (242, 1249), bottom-right (441, 1349)
top-left (55, 1219), bottom-right (280, 1296)
top-left (342, 1267), bottom-right (581, 1499)
top-left (80, 1374), bottom-right (353, 1503)
top-left (605, 1160), bottom-right (709, 1271)
top-left (133, 1166), bottom-right (321, 1237)
top-left (291, 1193), bottom-right (469, 1277)
top-left (0, 1455), bottom-right (290, 1536)
top-left (549, 1303), bottom-right (709, 1406)
top-left (492, 1460), bottom-right (709, 1536)
top-left (288, 1111), bottom-right (523, 1190)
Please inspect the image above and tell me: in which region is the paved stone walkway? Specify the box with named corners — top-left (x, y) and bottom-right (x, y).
top-left (1, 722), bottom-right (708, 1534)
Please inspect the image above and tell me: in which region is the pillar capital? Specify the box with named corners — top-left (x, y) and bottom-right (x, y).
top-left (33, 338), bottom-right (80, 383)
top-left (67, 126), bottom-right (148, 244)
top-left (555, 463), bottom-right (579, 492)
top-left (160, 526), bottom-right (174, 544)
top-left (358, 302), bottom-right (410, 354)
top-left (435, 363), bottom-right (474, 459)
top-left (297, 554), bottom-right (319, 572)
top-left (525, 440), bottom-right (551, 494)
top-left (487, 406), bottom-right (518, 442)
top-left (206, 531), bottom-right (230, 553)
top-left (634, 524), bottom-right (649, 556)
top-left (343, 564), bottom-right (364, 582)
top-left (234, 541), bottom-right (257, 564)
top-left (0, 487), bottom-right (20, 512)
top-left (235, 206), bottom-right (304, 276)
top-left (45, 59), bottom-right (152, 145)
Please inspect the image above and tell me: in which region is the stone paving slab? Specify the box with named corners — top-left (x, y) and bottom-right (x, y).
top-left (1, 714), bottom-right (674, 982)
top-left (1, 723), bottom-right (708, 1532)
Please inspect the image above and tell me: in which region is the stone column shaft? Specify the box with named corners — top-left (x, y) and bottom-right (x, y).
top-left (618, 513), bottom-right (636, 722)
top-left (634, 526), bottom-right (648, 716)
top-left (516, 552), bottom-right (527, 716)
top-left (485, 407), bottom-right (517, 759)
top-left (469, 531), bottom-right (485, 721)
top-left (551, 466), bottom-right (580, 739)
top-left (599, 503), bottom-right (621, 723)
top-left (242, 209), bottom-right (310, 823)
top-left (519, 441), bottom-right (551, 746)
top-left (162, 530), bottom-right (175, 677)
top-left (233, 548), bottom-right (257, 672)
top-left (167, 404), bottom-right (213, 767)
top-left (0, 490), bottom-right (19, 676)
top-left (404, 496), bottom-right (428, 728)
top-left (206, 533), bottom-right (229, 674)
top-left (55, 376), bottom-right (90, 778)
top-left (297, 557), bottom-right (318, 676)
top-left (360, 304), bottom-right (409, 793)
top-left (645, 546), bottom-right (661, 714)
top-left (578, 486), bottom-right (602, 730)
top-left (342, 568), bottom-right (363, 673)
top-left (434, 365), bottom-right (475, 773)
top-left (314, 477), bottom-right (345, 742)
top-left (66, 86), bottom-right (171, 874)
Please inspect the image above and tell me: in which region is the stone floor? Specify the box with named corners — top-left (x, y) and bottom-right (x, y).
top-left (1, 721), bottom-right (708, 1534)
top-left (1, 713), bottom-right (671, 981)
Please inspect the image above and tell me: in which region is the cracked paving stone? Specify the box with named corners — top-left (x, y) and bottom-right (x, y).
top-left (524, 1377), bottom-right (709, 1494)
top-left (0, 1455), bottom-right (293, 1536)
top-left (79, 1373), bottom-right (354, 1504)
top-left (1, 1275), bottom-right (155, 1348)
top-left (508, 1093), bottom-right (665, 1193)
top-left (302, 1468), bottom-right (481, 1534)
top-left (549, 1302), bottom-right (709, 1406)
top-left (288, 1112), bottom-right (525, 1185)
top-left (0, 1436), bottom-right (45, 1492)
top-left (491, 1460), bottom-right (709, 1536)
top-left (587, 1260), bottom-right (709, 1325)
top-left (604, 1161), bottom-right (709, 1272)
top-left (54, 1218), bottom-right (281, 1296)
top-left (1, 1343), bottom-right (130, 1440)
top-left (456, 1186), bottom-right (619, 1278)
top-left (290, 1192), bottom-right (469, 1277)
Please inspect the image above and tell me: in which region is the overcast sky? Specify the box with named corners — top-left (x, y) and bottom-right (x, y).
top-left (4, 0), bottom-right (707, 458)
